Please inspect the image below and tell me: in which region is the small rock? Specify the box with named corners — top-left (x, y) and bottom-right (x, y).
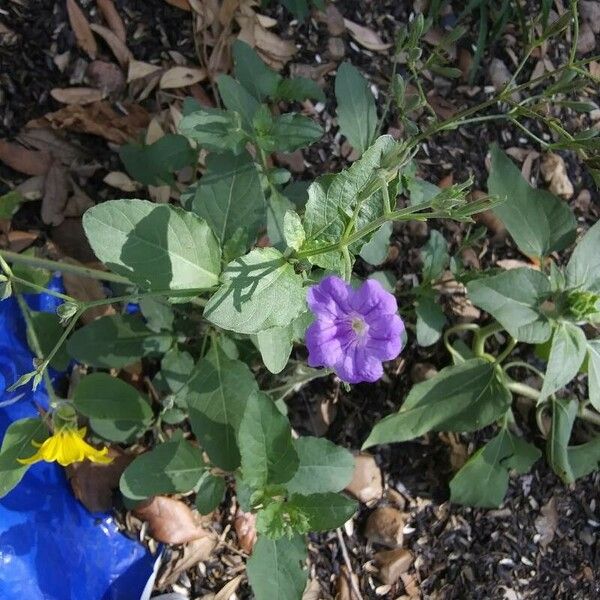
top-left (345, 453), bottom-right (383, 505)
top-left (577, 22), bottom-right (596, 55)
top-left (374, 548), bottom-right (414, 584)
top-left (328, 37), bottom-right (345, 60)
top-left (365, 506), bottom-right (405, 547)
top-left (574, 189), bottom-right (591, 212)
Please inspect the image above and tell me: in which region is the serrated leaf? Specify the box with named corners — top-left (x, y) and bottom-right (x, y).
top-left (195, 473), bottom-right (226, 514)
top-left (450, 428), bottom-right (540, 507)
top-left (67, 314), bottom-right (173, 368)
top-left (335, 62), bottom-right (377, 156)
top-left (0, 418), bottom-right (48, 498)
top-left (246, 535), bottom-right (307, 600)
top-left (288, 492), bottom-right (357, 531)
top-left (415, 294), bottom-right (446, 347)
top-left (120, 435), bottom-right (205, 500)
top-left (286, 437), bottom-right (355, 495)
top-left (547, 397), bottom-right (578, 483)
top-left (184, 343), bottom-right (258, 471)
top-left (364, 359), bottom-right (512, 448)
top-left (83, 199), bottom-right (221, 292)
top-left (467, 268), bottom-right (552, 343)
top-left (488, 145), bottom-right (576, 259)
top-left (204, 247), bottom-right (306, 335)
top-left (565, 220), bottom-right (600, 293)
top-left (539, 322), bottom-right (587, 401)
top-left (237, 391), bottom-right (299, 488)
top-left (187, 150), bottom-right (266, 247)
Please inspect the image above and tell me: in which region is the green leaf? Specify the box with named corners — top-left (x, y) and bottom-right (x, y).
top-left (302, 136), bottom-right (399, 270)
top-left (87, 418), bottom-right (145, 444)
top-left (267, 192), bottom-right (294, 250)
top-left (28, 311), bottom-right (70, 371)
top-left (120, 435), bottom-right (205, 500)
top-left (67, 314), bottom-right (172, 368)
top-left (189, 151), bottom-right (266, 246)
top-left (359, 221), bottom-right (392, 265)
top-left (335, 62), bottom-right (378, 156)
top-left (161, 346), bottom-right (195, 394)
top-left (246, 535), bottom-right (307, 600)
top-left (256, 326), bottom-right (293, 375)
top-left (286, 436), bottom-right (355, 495)
top-left (467, 268), bottom-right (552, 343)
top-left (415, 294), bottom-right (446, 347)
top-left (83, 199), bottom-right (221, 292)
top-left (217, 74), bottom-right (260, 128)
top-left (195, 473), bottom-right (226, 514)
top-left (204, 247), bottom-right (306, 335)
top-left (565, 220), bottom-right (600, 293)
top-left (275, 77), bottom-right (325, 102)
top-left (587, 340), bottom-right (600, 412)
top-left (178, 100), bottom-right (247, 154)
top-left (421, 230), bottom-right (449, 281)
top-left (237, 391), bottom-right (299, 488)
top-left (280, 0), bottom-right (311, 19)
top-left (547, 397), bottom-right (578, 483)
top-left (184, 343), bottom-right (258, 471)
top-left (268, 113), bottom-right (323, 152)
top-left (568, 436), bottom-right (600, 480)
top-left (283, 210), bottom-right (306, 252)
top-left (539, 322), bottom-right (587, 401)
top-left (488, 145), bottom-right (576, 259)
top-left (0, 418), bottom-right (48, 498)
top-left (288, 492), bottom-right (357, 531)
top-left (232, 40), bottom-right (280, 100)
top-left (0, 190), bottom-right (24, 219)
top-left (73, 373), bottom-right (153, 423)
top-left (119, 134), bottom-right (195, 185)
top-left (449, 428), bottom-right (540, 507)
top-left (138, 296), bottom-right (174, 332)
top-left (364, 359), bottom-right (512, 448)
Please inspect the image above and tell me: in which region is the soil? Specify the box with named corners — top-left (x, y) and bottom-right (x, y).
top-left (1, 1), bottom-right (599, 599)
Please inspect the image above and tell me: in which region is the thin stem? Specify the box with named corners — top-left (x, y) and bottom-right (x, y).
top-left (569, 0), bottom-right (580, 66)
top-left (504, 360), bottom-right (545, 380)
top-left (509, 117), bottom-right (550, 148)
top-left (0, 250), bottom-right (130, 284)
top-left (10, 276), bottom-right (74, 302)
top-left (376, 54), bottom-right (399, 137)
top-left (496, 336), bottom-right (517, 364)
top-left (473, 322), bottom-right (504, 357)
top-left (443, 323), bottom-right (481, 363)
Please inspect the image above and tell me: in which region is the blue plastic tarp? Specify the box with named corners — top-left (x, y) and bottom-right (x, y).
top-left (0, 276), bottom-right (155, 600)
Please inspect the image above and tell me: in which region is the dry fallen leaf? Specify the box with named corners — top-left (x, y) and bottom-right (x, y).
top-left (345, 453), bottom-right (383, 505)
top-left (336, 565), bottom-right (358, 600)
top-left (535, 497), bottom-right (559, 550)
top-left (17, 127), bottom-right (85, 165)
top-left (6, 230), bottom-right (39, 253)
top-left (324, 4), bottom-right (345, 35)
top-left (127, 59), bottom-right (163, 83)
top-left (496, 258), bottom-right (539, 271)
top-left (97, 0), bottom-right (126, 43)
top-left (160, 66), bottom-right (207, 89)
top-left (134, 496), bottom-right (213, 544)
top-left (214, 575), bottom-right (244, 600)
top-left (0, 139), bottom-right (52, 176)
top-left (86, 60), bottom-right (126, 95)
top-left (375, 548), bottom-right (414, 585)
top-left (163, 0), bottom-right (191, 10)
top-left (42, 161), bottom-right (69, 226)
top-left (302, 579), bottom-right (322, 600)
top-left (66, 0), bottom-right (97, 59)
top-left (157, 536), bottom-right (217, 589)
top-left (343, 18), bottom-right (392, 52)
top-left (234, 509), bottom-right (257, 554)
top-left (103, 171), bottom-right (141, 192)
top-left (90, 23), bottom-right (132, 68)
top-left (67, 448), bottom-right (134, 512)
top-left (540, 152), bottom-right (574, 199)
top-left (50, 87), bottom-right (105, 105)
top-left (364, 506), bottom-right (405, 547)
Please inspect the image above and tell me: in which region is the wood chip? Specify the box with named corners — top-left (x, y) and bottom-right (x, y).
top-left (50, 87), bottom-right (105, 105)
top-left (66, 0), bottom-right (97, 59)
top-left (375, 548), bottom-right (414, 585)
top-left (90, 23), bottom-right (132, 68)
top-left (343, 18), bottom-right (392, 52)
top-left (160, 66), bottom-right (207, 89)
top-left (97, 0), bottom-right (126, 43)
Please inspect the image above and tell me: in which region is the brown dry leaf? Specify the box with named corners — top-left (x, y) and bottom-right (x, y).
top-left (234, 509), bottom-right (257, 553)
top-left (27, 101), bottom-right (150, 144)
top-left (67, 448), bottom-right (134, 512)
top-left (86, 61), bottom-right (126, 95)
top-left (103, 171), bottom-right (141, 192)
top-left (275, 151), bottom-right (305, 173)
top-left (535, 497), bottom-right (558, 550)
top-left (50, 218), bottom-right (98, 263)
top-left (66, 0), bottom-right (97, 59)
top-left (164, 0), bottom-right (191, 10)
top-left (214, 575), bottom-right (244, 600)
top-left (145, 117), bottom-right (165, 145)
top-left (62, 257), bottom-right (116, 323)
top-left (439, 432), bottom-right (468, 471)
top-left (160, 66), bottom-right (207, 89)
top-left (64, 181), bottom-right (94, 217)
top-left (42, 161), bottom-right (69, 226)
top-left (540, 152), bottom-right (574, 199)
top-left (97, 0), bottom-right (126, 43)
top-left (7, 230), bottom-right (39, 253)
top-left (336, 566), bottom-right (358, 600)
top-left (0, 139), bottom-right (52, 175)
top-left (324, 4), bottom-right (345, 35)
top-left (365, 506), bottom-right (405, 547)
top-left (302, 579), bottom-right (322, 600)
top-left (345, 453), bottom-right (383, 505)
top-left (90, 23), bottom-right (132, 68)
top-left (427, 93), bottom-right (458, 120)
top-left (16, 175), bottom-right (45, 200)
top-left (134, 496), bottom-right (212, 544)
top-left (497, 258), bottom-right (539, 271)
top-left (127, 59), bottom-right (163, 82)
top-left (375, 548), bottom-right (414, 585)
top-left (17, 128), bottom-right (85, 165)
top-left (50, 87), bottom-right (105, 105)
top-left (343, 18), bottom-right (392, 52)
top-left (158, 537), bottom-right (218, 589)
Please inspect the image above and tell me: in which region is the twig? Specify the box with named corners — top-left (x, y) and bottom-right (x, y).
top-left (336, 528), bottom-right (363, 600)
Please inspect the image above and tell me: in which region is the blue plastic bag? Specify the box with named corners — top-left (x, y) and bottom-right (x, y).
top-left (0, 278), bottom-right (155, 600)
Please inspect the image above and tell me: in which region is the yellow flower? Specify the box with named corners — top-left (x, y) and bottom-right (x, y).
top-left (18, 426), bottom-right (112, 467)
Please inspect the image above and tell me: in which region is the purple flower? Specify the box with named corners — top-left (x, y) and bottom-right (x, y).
top-left (305, 276), bottom-right (405, 384)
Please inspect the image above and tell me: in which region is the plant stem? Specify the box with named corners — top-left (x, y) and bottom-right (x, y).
top-left (0, 250), bottom-right (130, 284)
top-left (473, 322), bottom-right (504, 357)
